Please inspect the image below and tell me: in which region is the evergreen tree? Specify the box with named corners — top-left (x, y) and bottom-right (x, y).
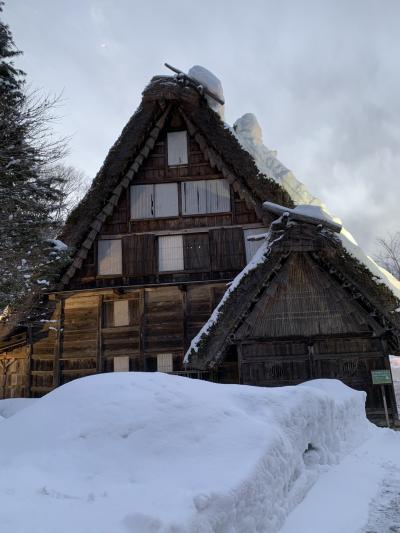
top-left (0, 2), bottom-right (69, 319)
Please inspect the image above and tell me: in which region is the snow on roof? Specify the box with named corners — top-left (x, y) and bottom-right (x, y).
top-left (263, 201), bottom-right (342, 233)
top-left (188, 65), bottom-right (225, 119)
top-left (0, 372), bottom-right (373, 533)
top-left (233, 112), bottom-right (400, 301)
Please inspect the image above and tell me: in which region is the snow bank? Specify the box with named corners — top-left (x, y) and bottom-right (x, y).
top-left (233, 113), bottom-right (400, 300)
top-left (0, 398), bottom-right (36, 419)
top-left (0, 373), bottom-right (373, 533)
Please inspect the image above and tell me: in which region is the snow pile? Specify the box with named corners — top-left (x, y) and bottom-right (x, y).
top-left (188, 65), bottom-right (225, 119)
top-left (0, 398), bottom-right (37, 419)
top-left (233, 113), bottom-right (400, 300)
top-left (0, 373), bottom-right (372, 533)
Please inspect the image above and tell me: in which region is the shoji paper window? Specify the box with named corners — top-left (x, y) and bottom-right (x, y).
top-left (243, 228), bottom-right (268, 263)
top-left (113, 356), bottom-right (130, 372)
top-left (158, 235), bottom-right (184, 271)
top-left (167, 131), bottom-right (188, 166)
top-left (130, 183), bottom-right (178, 219)
top-left (182, 179), bottom-right (230, 215)
top-left (157, 353), bottom-right (173, 373)
top-left (113, 300), bottom-right (130, 327)
top-left (98, 239), bottom-right (122, 275)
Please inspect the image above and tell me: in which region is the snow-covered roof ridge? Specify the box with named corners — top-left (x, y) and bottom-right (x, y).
top-left (233, 112), bottom-right (400, 301)
top-left (263, 201), bottom-right (343, 234)
top-left (188, 65), bottom-right (225, 119)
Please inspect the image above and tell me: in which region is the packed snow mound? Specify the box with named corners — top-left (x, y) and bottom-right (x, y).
top-left (234, 112), bottom-right (400, 300)
top-left (188, 65), bottom-right (225, 119)
top-left (0, 398), bottom-right (36, 419)
top-left (0, 373), bottom-right (374, 533)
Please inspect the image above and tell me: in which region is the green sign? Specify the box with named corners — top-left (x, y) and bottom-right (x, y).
top-left (371, 370), bottom-right (392, 385)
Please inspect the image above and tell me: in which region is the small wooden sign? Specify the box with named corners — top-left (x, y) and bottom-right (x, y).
top-left (371, 370), bottom-right (392, 385)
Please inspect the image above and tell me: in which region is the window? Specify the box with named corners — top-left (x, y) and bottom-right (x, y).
top-left (112, 300), bottom-right (130, 327)
top-left (243, 227), bottom-right (268, 263)
top-left (130, 183), bottom-right (178, 219)
top-left (103, 298), bottom-right (141, 328)
top-left (98, 239), bottom-right (122, 275)
top-left (158, 235), bottom-right (184, 271)
top-left (157, 353), bottom-right (173, 373)
top-left (114, 356), bottom-right (130, 372)
top-left (167, 131), bottom-right (188, 166)
top-left (182, 179), bottom-right (230, 215)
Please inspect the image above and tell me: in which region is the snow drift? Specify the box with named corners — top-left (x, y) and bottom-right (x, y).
top-left (0, 373), bottom-right (373, 533)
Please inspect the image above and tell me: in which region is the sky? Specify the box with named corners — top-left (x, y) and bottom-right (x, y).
top-left (5, 0), bottom-right (400, 257)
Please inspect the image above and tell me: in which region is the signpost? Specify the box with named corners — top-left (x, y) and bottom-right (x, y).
top-left (371, 370), bottom-right (393, 427)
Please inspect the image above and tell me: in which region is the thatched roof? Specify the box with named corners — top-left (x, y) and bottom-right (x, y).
top-left (185, 210), bottom-right (400, 369)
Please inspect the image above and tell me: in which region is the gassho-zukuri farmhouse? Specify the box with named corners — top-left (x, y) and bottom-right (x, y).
top-left (1, 65), bottom-right (399, 424)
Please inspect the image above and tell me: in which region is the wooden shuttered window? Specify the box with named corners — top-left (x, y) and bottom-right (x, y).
top-left (98, 239), bottom-right (122, 275)
top-left (167, 131), bottom-right (188, 166)
top-left (122, 234), bottom-right (156, 276)
top-left (130, 183), bottom-right (179, 219)
top-left (183, 233), bottom-right (210, 271)
top-left (182, 179), bottom-right (231, 215)
top-left (210, 227), bottom-right (245, 271)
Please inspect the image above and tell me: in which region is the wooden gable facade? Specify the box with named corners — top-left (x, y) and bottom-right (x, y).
top-left (0, 76), bottom-right (292, 399)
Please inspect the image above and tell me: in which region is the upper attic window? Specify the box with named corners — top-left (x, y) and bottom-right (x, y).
top-left (182, 179), bottom-right (231, 215)
top-left (131, 183), bottom-right (179, 219)
top-left (167, 131), bottom-right (188, 166)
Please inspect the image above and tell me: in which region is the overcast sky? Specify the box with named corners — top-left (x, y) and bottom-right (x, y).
top-left (5, 0), bottom-right (400, 257)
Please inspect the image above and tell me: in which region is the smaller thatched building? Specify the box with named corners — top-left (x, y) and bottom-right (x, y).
top-left (185, 202), bottom-right (400, 423)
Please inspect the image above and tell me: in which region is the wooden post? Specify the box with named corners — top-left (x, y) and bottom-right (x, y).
top-left (381, 385), bottom-right (390, 428)
top-left (52, 298), bottom-right (64, 388)
top-left (96, 295), bottom-right (103, 373)
top-left (26, 325), bottom-right (33, 398)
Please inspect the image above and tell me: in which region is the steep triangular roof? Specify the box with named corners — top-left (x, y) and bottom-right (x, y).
top-left (185, 209), bottom-right (400, 369)
top-left (58, 75), bottom-right (293, 289)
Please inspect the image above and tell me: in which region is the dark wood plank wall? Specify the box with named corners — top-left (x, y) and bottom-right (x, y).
top-left (15, 281), bottom-right (228, 397)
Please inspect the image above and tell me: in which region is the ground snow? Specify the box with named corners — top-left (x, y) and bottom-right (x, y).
top-left (0, 373), bottom-right (373, 533)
